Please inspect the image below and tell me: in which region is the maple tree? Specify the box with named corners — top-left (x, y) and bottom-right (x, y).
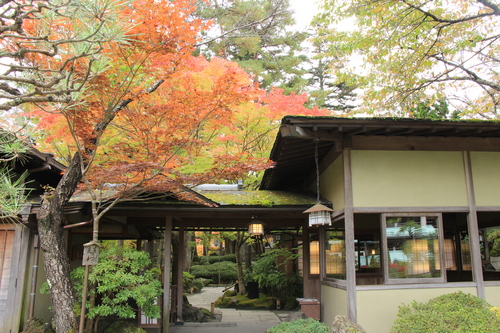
top-left (0, 0), bottom-right (273, 331)
top-left (200, 86), bottom-right (329, 188)
top-left (315, 0), bottom-right (500, 117)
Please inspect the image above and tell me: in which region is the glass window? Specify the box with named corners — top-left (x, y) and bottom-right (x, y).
top-left (382, 214), bottom-right (445, 283)
top-left (325, 228), bottom-right (346, 280)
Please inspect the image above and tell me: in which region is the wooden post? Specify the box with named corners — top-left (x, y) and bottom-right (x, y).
top-left (162, 217), bottom-right (172, 333)
top-left (343, 148), bottom-right (357, 322)
top-left (78, 265), bottom-right (90, 333)
top-left (463, 151), bottom-right (485, 299)
top-left (302, 222), bottom-right (311, 298)
top-left (176, 225), bottom-right (185, 322)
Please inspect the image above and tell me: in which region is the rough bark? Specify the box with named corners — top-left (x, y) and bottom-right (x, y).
top-left (37, 154), bottom-right (83, 333)
top-left (235, 232), bottom-right (248, 295)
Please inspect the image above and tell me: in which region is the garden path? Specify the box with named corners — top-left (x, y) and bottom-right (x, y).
top-left (169, 286), bottom-right (290, 333)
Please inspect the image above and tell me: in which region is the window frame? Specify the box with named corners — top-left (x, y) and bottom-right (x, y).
top-left (321, 224), bottom-right (347, 283)
top-left (381, 213), bottom-right (447, 284)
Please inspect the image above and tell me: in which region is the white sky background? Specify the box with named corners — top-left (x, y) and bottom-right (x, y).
top-left (288, 0), bottom-right (320, 30)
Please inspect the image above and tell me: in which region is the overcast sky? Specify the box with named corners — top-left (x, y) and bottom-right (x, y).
top-left (288, 0), bottom-right (320, 30)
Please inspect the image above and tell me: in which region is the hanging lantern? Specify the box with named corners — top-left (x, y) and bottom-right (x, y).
top-left (248, 219), bottom-right (265, 236)
top-left (304, 203), bottom-right (333, 227)
top-left (304, 139), bottom-right (334, 227)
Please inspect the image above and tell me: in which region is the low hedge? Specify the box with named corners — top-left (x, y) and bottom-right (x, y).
top-left (192, 254), bottom-right (237, 265)
top-left (190, 261), bottom-right (237, 283)
top-left (268, 318), bottom-right (329, 333)
top-left (391, 291), bottom-right (500, 333)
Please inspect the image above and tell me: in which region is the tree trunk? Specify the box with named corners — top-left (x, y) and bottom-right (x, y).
top-left (235, 232), bottom-right (247, 295)
top-left (36, 154), bottom-right (83, 333)
top-left (37, 203), bottom-right (77, 333)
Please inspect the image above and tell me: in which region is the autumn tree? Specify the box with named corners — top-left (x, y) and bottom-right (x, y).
top-left (1, 0), bottom-right (272, 331)
top-left (196, 0), bottom-right (309, 93)
top-left (315, 0), bottom-right (500, 117)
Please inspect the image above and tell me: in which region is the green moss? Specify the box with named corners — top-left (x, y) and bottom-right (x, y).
top-left (199, 190), bottom-right (316, 206)
top-left (236, 297), bottom-right (277, 310)
top-left (214, 292), bottom-right (278, 310)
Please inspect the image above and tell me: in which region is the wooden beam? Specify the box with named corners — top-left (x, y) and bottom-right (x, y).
top-left (463, 151), bottom-right (485, 299)
top-left (162, 217), bottom-right (172, 333)
top-left (343, 149), bottom-right (357, 322)
top-left (352, 135), bottom-right (500, 152)
top-left (280, 125), bottom-right (342, 142)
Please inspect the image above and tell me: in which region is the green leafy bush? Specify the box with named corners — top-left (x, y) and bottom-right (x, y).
top-left (190, 261), bottom-right (237, 283)
top-left (246, 248), bottom-right (301, 301)
top-left (192, 254), bottom-right (237, 265)
top-left (183, 271), bottom-right (210, 293)
top-left (390, 291), bottom-right (500, 333)
top-left (71, 241), bottom-right (162, 329)
top-left (268, 318), bottom-right (329, 333)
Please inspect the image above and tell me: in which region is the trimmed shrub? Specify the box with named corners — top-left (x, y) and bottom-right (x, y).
top-left (390, 291), bottom-right (500, 333)
top-left (193, 254), bottom-right (237, 265)
top-left (190, 261), bottom-right (237, 283)
top-left (268, 318), bottom-right (329, 333)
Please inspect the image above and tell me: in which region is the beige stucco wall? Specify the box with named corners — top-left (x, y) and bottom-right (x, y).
top-left (485, 285), bottom-right (500, 307)
top-left (321, 285), bottom-right (347, 327)
top-left (321, 155), bottom-right (344, 211)
top-left (356, 286), bottom-right (477, 333)
top-left (470, 152), bottom-right (500, 207)
top-left (351, 150), bottom-right (468, 207)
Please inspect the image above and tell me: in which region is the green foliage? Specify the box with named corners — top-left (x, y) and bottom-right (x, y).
top-left (190, 261), bottom-right (237, 283)
top-left (183, 271), bottom-right (210, 293)
top-left (487, 229), bottom-right (500, 257)
top-left (408, 99), bottom-right (460, 120)
top-left (0, 168), bottom-right (32, 220)
top-left (193, 254), bottom-right (237, 264)
top-left (315, 0), bottom-right (500, 116)
top-left (71, 241), bottom-right (162, 321)
top-left (268, 318), bottom-right (329, 333)
top-left (246, 248), bottom-right (301, 301)
top-left (196, 0), bottom-right (309, 92)
top-left (390, 291), bottom-right (500, 333)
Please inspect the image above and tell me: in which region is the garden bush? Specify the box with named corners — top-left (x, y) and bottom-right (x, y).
top-left (246, 248), bottom-right (301, 302)
top-left (268, 318), bottom-right (329, 333)
top-left (390, 291), bottom-right (500, 333)
top-left (190, 261), bottom-right (237, 283)
top-left (193, 254), bottom-right (237, 264)
top-left (183, 271), bottom-right (211, 293)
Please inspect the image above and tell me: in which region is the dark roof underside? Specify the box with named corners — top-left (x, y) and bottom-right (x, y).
top-left (261, 116), bottom-right (500, 191)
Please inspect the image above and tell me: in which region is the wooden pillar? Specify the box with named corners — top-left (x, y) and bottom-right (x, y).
top-left (176, 225), bottom-right (185, 322)
top-left (343, 148), bottom-right (357, 322)
top-left (302, 222), bottom-right (311, 298)
top-left (4, 225), bottom-right (31, 333)
top-left (162, 217), bottom-right (172, 333)
top-left (463, 151), bottom-right (485, 299)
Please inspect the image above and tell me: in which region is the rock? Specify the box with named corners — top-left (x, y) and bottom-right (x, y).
top-left (331, 315), bottom-right (366, 333)
top-left (182, 305), bottom-right (215, 322)
top-left (284, 311), bottom-right (306, 322)
top-left (103, 321), bottom-right (146, 333)
top-left (21, 317), bottom-right (54, 333)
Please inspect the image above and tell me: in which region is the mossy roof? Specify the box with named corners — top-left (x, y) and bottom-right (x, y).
top-left (67, 188), bottom-right (319, 207)
top-left (197, 190), bottom-right (317, 207)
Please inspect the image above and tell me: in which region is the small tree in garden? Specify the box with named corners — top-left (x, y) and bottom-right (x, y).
top-left (71, 241), bottom-right (162, 333)
top-left (247, 248), bottom-right (300, 302)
